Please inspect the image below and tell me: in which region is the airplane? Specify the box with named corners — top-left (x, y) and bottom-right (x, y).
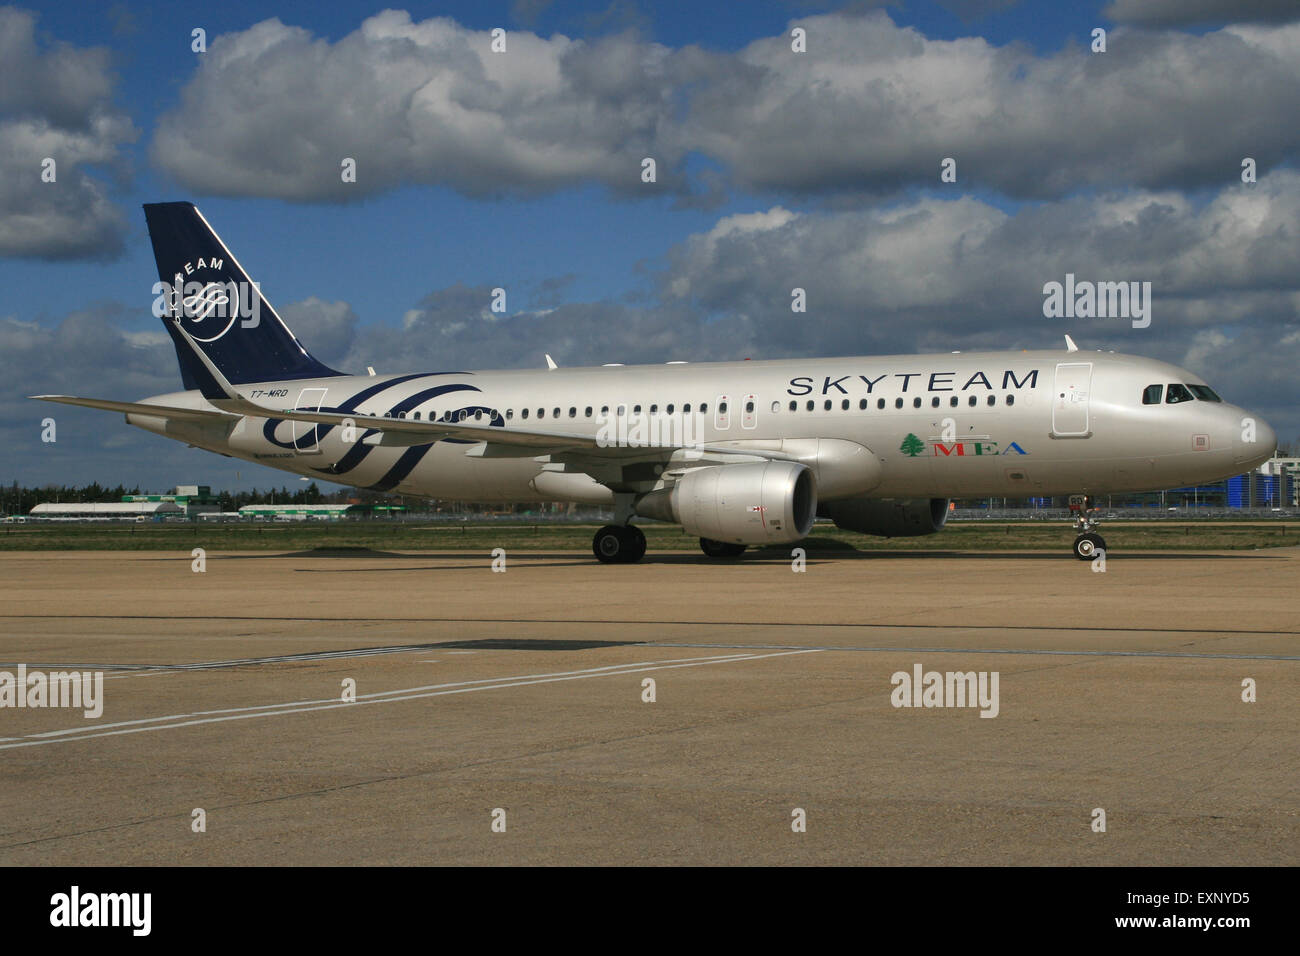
top-left (32, 202), bottom-right (1278, 563)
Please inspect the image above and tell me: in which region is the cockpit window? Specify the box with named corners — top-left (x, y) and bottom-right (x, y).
top-left (1165, 383), bottom-right (1194, 404)
top-left (1142, 384), bottom-right (1163, 405)
top-left (1188, 385), bottom-right (1221, 402)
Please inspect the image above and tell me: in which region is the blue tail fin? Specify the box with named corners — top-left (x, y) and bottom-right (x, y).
top-left (144, 202), bottom-right (343, 387)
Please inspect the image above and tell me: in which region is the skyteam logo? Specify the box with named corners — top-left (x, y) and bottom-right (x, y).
top-left (152, 269), bottom-right (260, 342)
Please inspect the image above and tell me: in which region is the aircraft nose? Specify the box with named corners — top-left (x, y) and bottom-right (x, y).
top-left (1234, 409), bottom-right (1276, 469)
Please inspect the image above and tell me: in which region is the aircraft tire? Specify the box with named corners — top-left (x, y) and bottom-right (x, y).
top-left (1073, 532), bottom-right (1106, 561)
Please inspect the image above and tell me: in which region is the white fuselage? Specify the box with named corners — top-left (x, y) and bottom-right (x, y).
top-left (126, 350), bottom-right (1276, 502)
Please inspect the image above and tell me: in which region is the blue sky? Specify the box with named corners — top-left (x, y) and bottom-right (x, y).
top-left (3, 0), bottom-right (1297, 491)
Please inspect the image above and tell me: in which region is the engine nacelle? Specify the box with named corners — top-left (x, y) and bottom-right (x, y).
top-left (819, 497), bottom-right (949, 537)
top-left (636, 461), bottom-right (817, 545)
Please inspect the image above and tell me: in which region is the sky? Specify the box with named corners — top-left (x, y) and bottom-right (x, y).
top-left (2, 0), bottom-right (1298, 493)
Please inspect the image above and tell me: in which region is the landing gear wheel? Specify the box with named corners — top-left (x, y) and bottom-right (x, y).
top-left (593, 525), bottom-right (646, 564)
top-left (1073, 532), bottom-right (1106, 561)
top-left (625, 525), bottom-right (647, 562)
top-left (700, 537), bottom-right (747, 558)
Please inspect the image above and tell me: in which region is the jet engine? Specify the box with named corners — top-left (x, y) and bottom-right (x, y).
top-left (636, 461), bottom-right (816, 545)
top-left (819, 497), bottom-right (949, 537)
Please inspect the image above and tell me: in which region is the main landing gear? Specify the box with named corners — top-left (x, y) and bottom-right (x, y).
top-left (700, 538), bottom-right (746, 558)
top-left (1069, 495), bottom-right (1107, 560)
top-left (592, 525), bottom-right (646, 564)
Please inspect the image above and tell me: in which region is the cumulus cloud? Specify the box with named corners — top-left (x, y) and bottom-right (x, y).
top-left (152, 10), bottom-right (704, 201)
top-left (1104, 0), bottom-right (1300, 27)
top-left (150, 9), bottom-right (1300, 203)
top-left (687, 12), bottom-right (1300, 198)
top-left (0, 7), bottom-right (136, 259)
top-left (659, 172), bottom-right (1300, 353)
top-left (277, 296), bottom-right (359, 367)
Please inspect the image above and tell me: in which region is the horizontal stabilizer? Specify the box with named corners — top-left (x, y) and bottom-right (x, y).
top-left (29, 395), bottom-right (236, 421)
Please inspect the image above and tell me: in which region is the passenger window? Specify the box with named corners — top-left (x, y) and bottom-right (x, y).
top-left (666, 404), bottom-right (674, 414)
top-left (824, 400), bottom-right (832, 411)
top-left (506, 409), bottom-right (513, 420)
top-left (746, 401), bottom-right (755, 413)
top-left (877, 398), bottom-right (885, 410)
top-left (949, 396), bottom-right (958, 407)
top-left (553, 407), bottom-right (561, 418)
top-left (719, 401), bottom-right (728, 413)
top-left (912, 397), bottom-right (921, 408)
top-left (931, 397), bottom-right (940, 408)
top-left (568, 407), bottom-right (576, 418)
top-left (841, 399), bottom-right (849, 411)
top-left (1166, 384), bottom-right (1193, 404)
top-left (521, 408), bottom-right (529, 419)
top-left (650, 404), bottom-right (658, 414)
top-left (537, 408), bottom-right (544, 418)
top-left (1142, 384), bottom-right (1163, 405)
top-left (790, 400), bottom-right (798, 412)
top-left (806, 400), bottom-right (815, 411)
top-left (859, 399), bottom-right (867, 410)
top-left (700, 403), bottom-right (708, 414)
top-left (987, 395), bottom-right (996, 406)
top-left (1006, 395), bottom-right (1014, 407)
top-left (585, 407), bottom-right (592, 417)
top-left (683, 403), bottom-right (691, 413)
top-left (894, 398), bottom-right (903, 409)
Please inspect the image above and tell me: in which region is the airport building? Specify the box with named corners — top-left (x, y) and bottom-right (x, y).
top-left (1255, 456), bottom-right (1299, 507)
top-left (237, 503), bottom-right (363, 520)
top-left (28, 500), bottom-right (184, 519)
top-left (122, 485), bottom-right (220, 517)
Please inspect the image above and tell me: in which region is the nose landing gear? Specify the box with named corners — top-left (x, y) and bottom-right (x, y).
top-left (1069, 495), bottom-right (1107, 560)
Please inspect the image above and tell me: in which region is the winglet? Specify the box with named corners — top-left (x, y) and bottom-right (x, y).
top-left (545, 354), bottom-right (558, 370)
top-left (1064, 334), bottom-right (1079, 352)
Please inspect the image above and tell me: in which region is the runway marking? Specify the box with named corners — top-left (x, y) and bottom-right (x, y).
top-left (0, 650), bottom-right (821, 752)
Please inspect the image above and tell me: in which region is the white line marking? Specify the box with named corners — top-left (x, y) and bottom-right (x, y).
top-left (0, 651), bottom-right (820, 751)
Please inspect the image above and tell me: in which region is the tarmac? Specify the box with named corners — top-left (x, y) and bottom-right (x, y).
top-left (0, 545), bottom-right (1296, 865)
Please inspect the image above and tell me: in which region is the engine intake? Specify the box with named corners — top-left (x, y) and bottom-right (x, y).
top-left (819, 497), bottom-right (949, 537)
top-left (636, 461), bottom-right (817, 545)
